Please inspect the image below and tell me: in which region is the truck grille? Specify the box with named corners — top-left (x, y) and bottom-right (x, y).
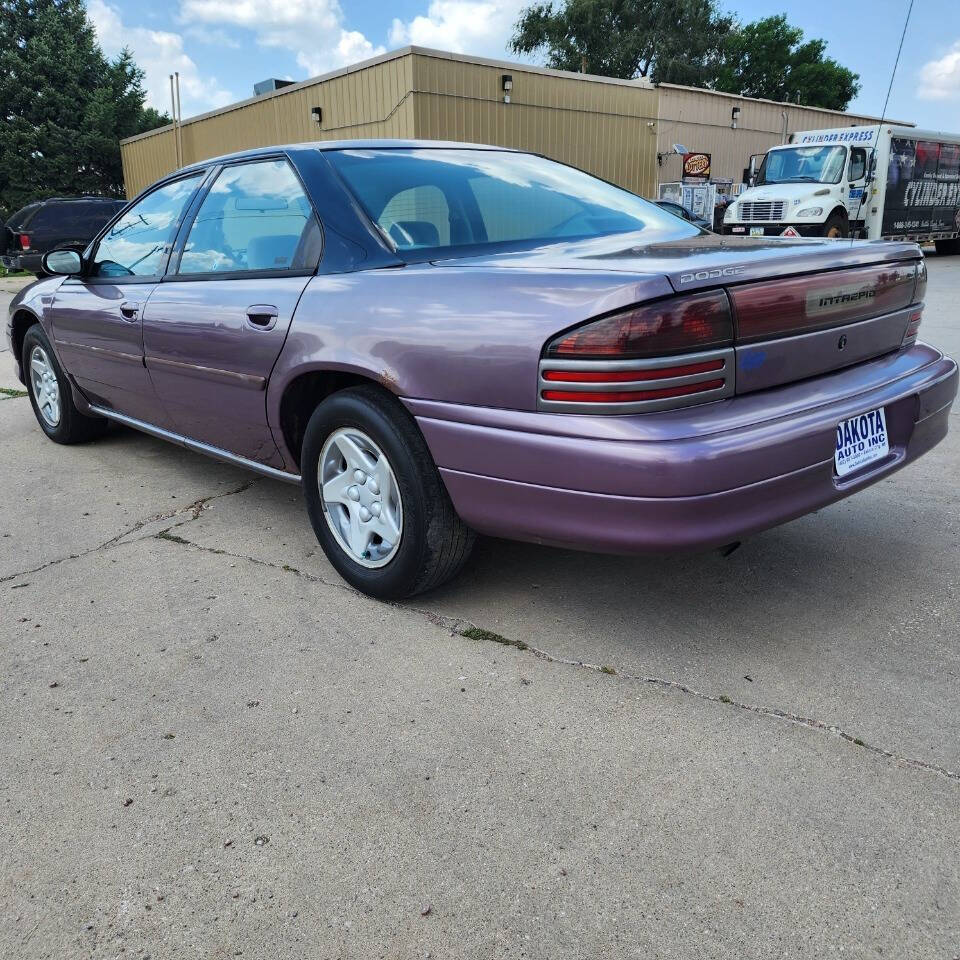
top-left (740, 201), bottom-right (785, 222)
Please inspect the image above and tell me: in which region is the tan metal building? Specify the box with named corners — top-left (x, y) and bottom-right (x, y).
top-left (119, 46), bottom-right (909, 200)
top-left (655, 83), bottom-right (909, 185)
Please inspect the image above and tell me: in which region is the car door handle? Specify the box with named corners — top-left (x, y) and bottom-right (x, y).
top-left (119, 301), bottom-right (140, 321)
top-left (245, 304), bottom-right (279, 330)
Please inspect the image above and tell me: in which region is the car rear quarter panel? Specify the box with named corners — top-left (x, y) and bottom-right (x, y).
top-left (266, 264), bottom-right (673, 463)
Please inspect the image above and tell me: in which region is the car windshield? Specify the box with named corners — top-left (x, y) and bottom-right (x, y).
top-left (327, 148), bottom-right (695, 257)
top-left (757, 145), bottom-right (847, 185)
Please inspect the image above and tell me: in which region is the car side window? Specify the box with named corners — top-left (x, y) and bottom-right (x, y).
top-left (93, 175), bottom-right (202, 278)
top-left (468, 176), bottom-right (583, 243)
top-left (177, 159), bottom-right (322, 275)
top-left (849, 148), bottom-right (867, 182)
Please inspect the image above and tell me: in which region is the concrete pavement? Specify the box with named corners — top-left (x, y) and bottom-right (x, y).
top-left (1, 255), bottom-right (959, 958)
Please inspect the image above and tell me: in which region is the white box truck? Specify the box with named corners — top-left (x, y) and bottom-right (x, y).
top-left (722, 125), bottom-right (960, 254)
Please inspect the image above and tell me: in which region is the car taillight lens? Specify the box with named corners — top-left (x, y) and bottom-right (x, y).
top-left (903, 308), bottom-right (923, 344)
top-left (913, 259), bottom-right (927, 303)
top-left (18, 234), bottom-right (30, 250)
top-left (545, 290), bottom-right (734, 359)
top-left (539, 292), bottom-right (734, 413)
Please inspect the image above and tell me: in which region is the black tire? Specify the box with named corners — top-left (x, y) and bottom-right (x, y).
top-left (21, 324), bottom-right (108, 444)
top-left (301, 385), bottom-right (475, 600)
top-left (934, 238), bottom-right (960, 256)
top-left (821, 212), bottom-right (849, 239)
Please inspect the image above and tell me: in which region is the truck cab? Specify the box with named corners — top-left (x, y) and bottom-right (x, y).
top-left (723, 126), bottom-right (877, 239)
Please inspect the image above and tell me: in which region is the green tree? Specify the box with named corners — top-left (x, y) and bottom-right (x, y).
top-left (510, 0), bottom-right (736, 85)
top-left (713, 15), bottom-right (860, 110)
top-left (0, 0), bottom-right (168, 220)
top-left (510, 2), bottom-right (859, 110)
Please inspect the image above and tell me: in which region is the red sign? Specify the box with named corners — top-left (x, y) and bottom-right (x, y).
top-left (682, 153), bottom-right (711, 181)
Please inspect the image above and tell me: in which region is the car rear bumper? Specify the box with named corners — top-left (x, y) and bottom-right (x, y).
top-left (1, 252), bottom-right (42, 272)
top-left (405, 344), bottom-right (958, 553)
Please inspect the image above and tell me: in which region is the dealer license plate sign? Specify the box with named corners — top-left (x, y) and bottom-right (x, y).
top-left (835, 407), bottom-right (889, 477)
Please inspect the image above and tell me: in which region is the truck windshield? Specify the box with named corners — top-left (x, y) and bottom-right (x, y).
top-left (757, 146), bottom-right (847, 185)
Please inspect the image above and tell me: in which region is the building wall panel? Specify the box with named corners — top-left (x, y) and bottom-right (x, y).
top-left (410, 52), bottom-right (659, 197)
top-left (119, 54), bottom-right (417, 196)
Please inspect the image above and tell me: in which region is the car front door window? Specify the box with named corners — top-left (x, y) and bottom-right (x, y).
top-left (92, 175), bottom-right (202, 278)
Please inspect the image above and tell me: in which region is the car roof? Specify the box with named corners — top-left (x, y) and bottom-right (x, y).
top-left (40, 196), bottom-right (123, 203)
top-left (180, 139), bottom-right (523, 175)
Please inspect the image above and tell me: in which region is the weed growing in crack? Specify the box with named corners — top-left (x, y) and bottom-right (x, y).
top-left (157, 531), bottom-right (191, 545)
top-left (461, 626), bottom-right (528, 651)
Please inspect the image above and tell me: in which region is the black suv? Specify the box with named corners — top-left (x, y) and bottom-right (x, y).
top-left (1, 196), bottom-right (127, 276)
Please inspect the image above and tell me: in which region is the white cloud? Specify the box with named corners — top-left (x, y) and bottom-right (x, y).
top-left (88, 0), bottom-right (235, 117)
top-left (388, 0), bottom-right (526, 56)
top-left (918, 41), bottom-right (960, 101)
top-left (178, 0), bottom-right (386, 78)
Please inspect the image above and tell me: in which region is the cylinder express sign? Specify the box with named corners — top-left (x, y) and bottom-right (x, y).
top-left (884, 138), bottom-right (960, 236)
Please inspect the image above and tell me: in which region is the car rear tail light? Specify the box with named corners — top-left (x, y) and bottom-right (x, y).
top-left (18, 233), bottom-right (30, 250)
top-left (903, 308), bottom-right (923, 344)
top-left (541, 379), bottom-right (727, 404)
top-left (730, 262), bottom-right (918, 343)
top-left (545, 290), bottom-right (734, 359)
top-left (913, 259), bottom-right (927, 303)
top-left (540, 293), bottom-right (734, 414)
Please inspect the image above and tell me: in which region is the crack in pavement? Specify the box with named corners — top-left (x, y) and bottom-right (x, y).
top-left (144, 525), bottom-right (960, 787)
top-left (5, 472), bottom-right (958, 786)
top-left (0, 478), bottom-right (260, 584)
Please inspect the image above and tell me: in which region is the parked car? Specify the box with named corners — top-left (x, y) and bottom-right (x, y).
top-left (6, 141), bottom-right (957, 599)
top-left (655, 199), bottom-right (712, 231)
top-left (1, 197), bottom-right (127, 276)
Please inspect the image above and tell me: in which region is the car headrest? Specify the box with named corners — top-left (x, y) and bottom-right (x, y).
top-left (389, 220), bottom-right (440, 248)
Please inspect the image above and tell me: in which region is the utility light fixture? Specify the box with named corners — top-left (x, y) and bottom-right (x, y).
top-left (311, 106), bottom-right (323, 125)
top-left (731, 106), bottom-right (741, 129)
top-left (502, 74), bottom-right (513, 104)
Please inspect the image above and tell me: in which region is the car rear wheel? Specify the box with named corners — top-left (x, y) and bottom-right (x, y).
top-left (822, 212), bottom-right (849, 239)
top-left (22, 324), bottom-right (108, 444)
top-left (301, 385), bottom-right (475, 600)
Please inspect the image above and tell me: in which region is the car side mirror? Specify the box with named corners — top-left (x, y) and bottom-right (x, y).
top-left (42, 249), bottom-right (83, 276)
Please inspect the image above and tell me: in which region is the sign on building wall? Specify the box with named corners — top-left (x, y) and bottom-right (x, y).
top-left (682, 153), bottom-right (711, 182)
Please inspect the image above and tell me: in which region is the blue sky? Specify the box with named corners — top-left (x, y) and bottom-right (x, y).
top-left (88, 0), bottom-right (959, 131)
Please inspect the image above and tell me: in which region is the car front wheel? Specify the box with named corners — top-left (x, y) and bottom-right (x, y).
top-left (301, 385), bottom-right (475, 599)
top-left (22, 324), bottom-right (107, 444)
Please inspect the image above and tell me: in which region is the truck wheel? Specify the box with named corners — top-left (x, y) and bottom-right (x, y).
top-left (822, 213), bottom-right (849, 239)
top-left (934, 238), bottom-right (959, 256)
top-left (22, 324), bottom-right (108, 444)
top-left (301, 384), bottom-right (475, 600)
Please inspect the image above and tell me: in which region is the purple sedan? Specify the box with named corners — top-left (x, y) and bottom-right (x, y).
top-left (6, 141), bottom-right (958, 598)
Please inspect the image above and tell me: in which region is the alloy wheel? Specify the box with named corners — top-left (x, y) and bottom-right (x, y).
top-left (319, 427), bottom-right (403, 568)
top-left (29, 345), bottom-right (61, 427)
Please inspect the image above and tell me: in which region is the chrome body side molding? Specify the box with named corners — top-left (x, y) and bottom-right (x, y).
top-left (88, 405), bottom-right (302, 485)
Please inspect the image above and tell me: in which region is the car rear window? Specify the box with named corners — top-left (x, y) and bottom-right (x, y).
top-left (6, 204), bottom-right (40, 230)
top-left (327, 148), bottom-right (693, 257)
top-left (29, 201), bottom-right (118, 234)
